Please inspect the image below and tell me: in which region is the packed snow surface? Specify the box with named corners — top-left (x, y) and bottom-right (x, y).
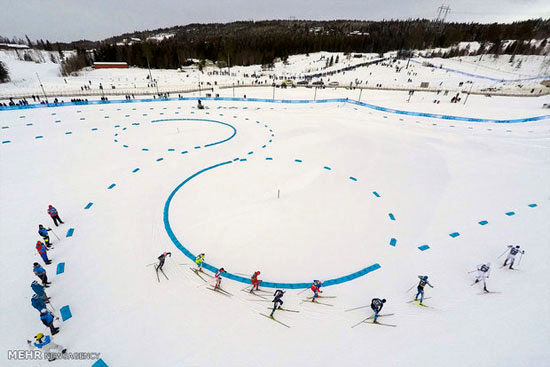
top-left (1, 88), bottom-right (549, 366)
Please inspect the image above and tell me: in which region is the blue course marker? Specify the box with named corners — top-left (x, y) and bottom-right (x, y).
top-left (156, 158), bottom-right (164, 162)
top-left (418, 245), bottom-right (430, 251)
top-left (163, 160), bottom-right (381, 288)
top-left (528, 204), bottom-right (537, 208)
top-left (35, 136), bottom-right (43, 139)
top-left (389, 238), bottom-right (397, 247)
top-left (323, 166), bottom-right (332, 171)
top-left (240, 158), bottom-right (247, 162)
top-left (1, 140), bottom-right (10, 144)
top-left (107, 183), bottom-right (116, 189)
top-left (59, 306), bottom-right (72, 321)
top-left (248, 151), bottom-right (253, 155)
top-left (194, 146), bottom-right (201, 149)
top-left (262, 145), bottom-right (266, 148)
top-left (388, 213), bottom-right (396, 221)
top-left (56, 263), bottom-right (65, 274)
top-left (66, 228), bottom-right (74, 237)
top-left (295, 159), bottom-right (302, 163)
top-left (373, 191), bottom-right (381, 197)
top-left (505, 211), bottom-right (515, 216)
top-left (65, 131), bottom-right (72, 135)
top-left (449, 232), bottom-right (460, 238)
top-left (79, 118), bottom-right (85, 120)
top-left (84, 202), bottom-right (93, 209)
top-left (123, 145), bottom-right (128, 148)
top-left (349, 176), bottom-right (358, 181)
top-left (132, 168), bottom-right (140, 173)
top-left (92, 359), bottom-right (109, 367)
top-left (265, 157), bottom-right (273, 160)
top-left (91, 128), bottom-right (98, 131)
top-left (478, 220), bottom-right (488, 225)
top-left (168, 149), bottom-right (175, 151)
top-left (181, 151), bottom-right (188, 154)
top-left (142, 148), bottom-right (149, 151)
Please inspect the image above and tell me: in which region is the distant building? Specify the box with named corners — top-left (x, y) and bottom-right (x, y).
top-left (93, 62), bottom-right (128, 69)
top-left (0, 43), bottom-right (30, 50)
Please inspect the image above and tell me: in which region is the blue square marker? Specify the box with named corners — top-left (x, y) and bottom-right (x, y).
top-left (389, 238), bottom-right (397, 247)
top-left (418, 245), bottom-right (430, 251)
top-left (59, 305), bottom-right (72, 321)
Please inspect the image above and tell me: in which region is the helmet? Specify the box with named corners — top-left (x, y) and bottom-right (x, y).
top-left (40, 309), bottom-right (47, 314)
top-left (39, 224), bottom-right (44, 228)
top-left (35, 333), bottom-right (44, 340)
top-left (163, 252), bottom-right (167, 256)
top-left (48, 205), bottom-right (52, 208)
top-left (382, 299), bottom-right (387, 303)
top-left (423, 276), bottom-right (428, 280)
top-left (33, 262), bottom-right (39, 266)
top-left (515, 245), bottom-right (520, 248)
top-left (257, 271), bottom-right (260, 274)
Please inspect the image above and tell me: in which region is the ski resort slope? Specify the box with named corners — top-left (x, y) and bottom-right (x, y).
top-left (1, 93), bottom-right (550, 366)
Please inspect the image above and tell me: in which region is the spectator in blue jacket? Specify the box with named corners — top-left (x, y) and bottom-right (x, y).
top-left (40, 309), bottom-right (59, 335)
top-left (27, 333), bottom-right (66, 361)
top-left (31, 294), bottom-right (47, 312)
top-left (31, 280), bottom-right (50, 303)
top-left (33, 262), bottom-right (51, 287)
top-left (38, 224), bottom-right (52, 247)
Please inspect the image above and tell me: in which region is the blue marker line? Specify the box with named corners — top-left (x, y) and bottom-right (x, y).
top-left (478, 220), bottom-right (488, 225)
top-left (132, 168), bottom-right (140, 173)
top-left (65, 131), bottom-right (72, 135)
top-left (142, 148), bottom-right (149, 151)
top-left (92, 358), bottom-right (108, 367)
top-left (528, 204), bottom-right (537, 208)
top-left (107, 183), bottom-right (116, 189)
top-left (156, 158), bottom-right (164, 162)
top-left (505, 211), bottom-right (515, 216)
top-left (418, 245), bottom-right (430, 251)
top-left (181, 151), bottom-right (188, 154)
top-left (59, 305), bottom-right (72, 321)
top-left (389, 238), bottom-right (397, 247)
top-left (66, 228), bottom-right (74, 237)
top-left (163, 160), bottom-right (381, 288)
top-left (323, 166), bottom-right (331, 170)
top-left (349, 176), bottom-right (357, 181)
top-left (56, 263), bottom-right (65, 274)
top-left (295, 159), bottom-right (302, 163)
top-left (2, 140), bottom-right (11, 144)
top-left (84, 202), bottom-right (93, 209)
top-left (388, 213), bottom-right (396, 221)
top-left (373, 191), bottom-right (380, 197)
top-left (266, 157), bottom-right (273, 160)
top-left (449, 232), bottom-right (460, 238)
top-left (35, 136), bottom-right (43, 139)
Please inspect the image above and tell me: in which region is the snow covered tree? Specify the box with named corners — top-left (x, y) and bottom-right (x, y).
top-left (0, 61), bottom-right (10, 83)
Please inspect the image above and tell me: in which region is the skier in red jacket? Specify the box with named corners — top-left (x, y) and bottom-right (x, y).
top-left (47, 205), bottom-right (64, 227)
top-left (250, 271), bottom-right (261, 292)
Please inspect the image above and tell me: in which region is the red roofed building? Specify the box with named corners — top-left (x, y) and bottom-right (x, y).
top-left (93, 62), bottom-right (128, 69)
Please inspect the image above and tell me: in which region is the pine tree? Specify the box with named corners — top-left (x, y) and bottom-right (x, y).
top-left (0, 61), bottom-right (10, 83)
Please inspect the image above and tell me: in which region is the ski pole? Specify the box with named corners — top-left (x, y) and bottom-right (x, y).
top-left (497, 248), bottom-right (509, 259)
top-left (297, 287), bottom-right (310, 295)
top-left (50, 229), bottom-right (60, 241)
top-left (467, 270), bottom-right (477, 273)
top-left (517, 253), bottom-right (524, 266)
top-left (406, 283), bottom-right (416, 293)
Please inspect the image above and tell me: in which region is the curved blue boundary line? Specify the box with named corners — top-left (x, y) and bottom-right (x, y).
top-left (150, 118), bottom-right (237, 147)
top-left (163, 160), bottom-right (381, 289)
top-left (1, 96), bottom-right (547, 124)
top-left (409, 59), bottom-right (550, 82)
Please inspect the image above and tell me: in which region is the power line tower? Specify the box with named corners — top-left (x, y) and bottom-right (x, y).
top-left (435, 4), bottom-right (451, 32)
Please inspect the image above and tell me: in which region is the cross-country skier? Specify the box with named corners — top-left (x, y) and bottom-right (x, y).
top-left (27, 333), bottom-right (66, 361)
top-left (195, 253), bottom-right (205, 271)
top-left (415, 275), bottom-right (434, 305)
top-left (35, 241), bottom-right (51, 265)
top-left (33, 262), bottom-right (50, 287)
top-left (47, 205), bottom-right (64, 227)
top-left (270, 290), bottom-right (285, 317)
top-left (250, 271), bottom-right (261, 292)
top-left (157, 252), bottom-right (172, 271)
top-left (31, 280), bottom-right (50, 303)
top-left (31, 294), bottom-right (47, 312)
top-left (214, 267), bottom-right (226, 289)
top-left (38, 225), bottom-right (52, 247)
top-left (40, 309), bottom-right (59, 335)
top-left (310, 280), bottom-right (323, 302)
top-left (474, 262), bottom-right (491, 292)
top-left (371, 298), bottom-right (386, 323)
top-left (503, 245), bottom-right (524, 269)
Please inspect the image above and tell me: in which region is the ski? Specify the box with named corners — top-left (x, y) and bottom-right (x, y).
top-left (242, 289), bottom-right (267, 299)
top-left (267, 307), bottom-right (299, 313)
top-left (478, 291), bottom-right (502, 295)
top-left (368, 321), bottom-right (397, 327)
top-left (155, 266), bottom-right (160, 282)
top-left (345, 305), bottom-right (370, 312)
top-left (160, 268), bottom-right (169, 280)
top-left (206, 286), bottom-right (231, 297)
top-left (259, 313), bottom-right (290, 328)
top-left (306, 295), bottom-right (336, 299)
top-left (302, 299), bottom-right (333, 306)
top-left (190, 268), bottom-right (207, 282)
top-left (351, 313), bottom-right (394, 328)
top-left (407, 297), bottom-right (431, 303)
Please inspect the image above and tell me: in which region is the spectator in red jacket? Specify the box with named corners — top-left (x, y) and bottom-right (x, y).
top-left (47, 205), bottom-right (64, 226)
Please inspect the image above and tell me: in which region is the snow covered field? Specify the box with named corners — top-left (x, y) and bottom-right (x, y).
top-left (1, 87), bottom-right (549, 366)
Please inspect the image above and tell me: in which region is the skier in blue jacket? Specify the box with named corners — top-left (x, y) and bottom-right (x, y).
top-left (31, 294), bottom-right (47, 312)
top-left (31, 280), bottom-right (50, 303)
top-left (38, 224), bottom-right (52, 247)
top-left (27, 333), bottom-right (66, 361)
top-left (415, 275), bottom-right (434, 305)
top-left (40, 309), bottom-right (59, 335)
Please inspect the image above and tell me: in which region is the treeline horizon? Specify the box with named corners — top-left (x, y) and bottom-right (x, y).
top-left (2, 19), bottom-right (550, 71)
